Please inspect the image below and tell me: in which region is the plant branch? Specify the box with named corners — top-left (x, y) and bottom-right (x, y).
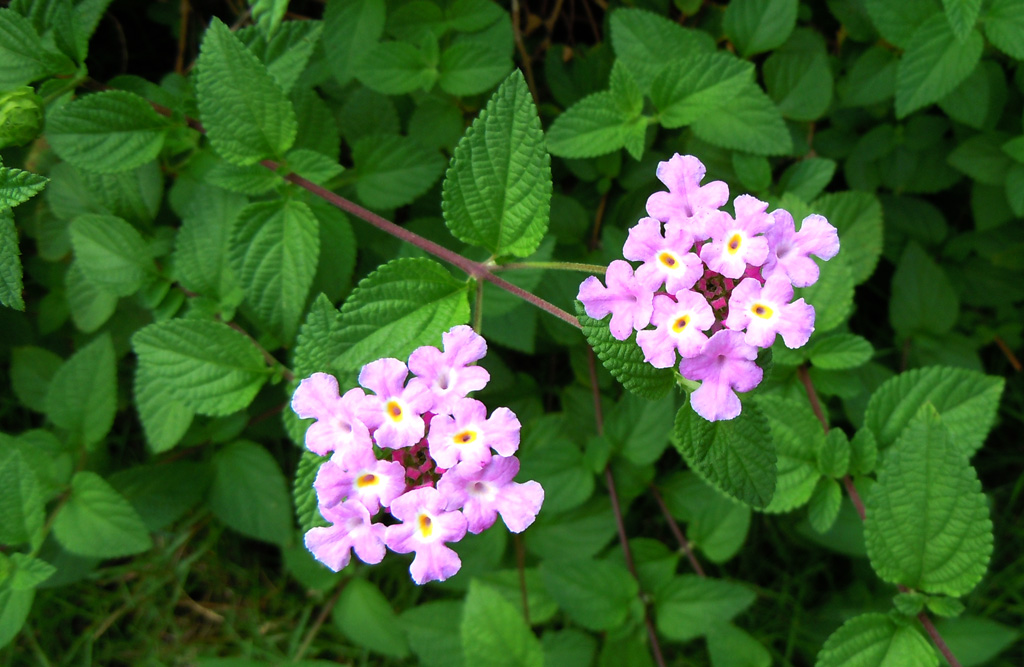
top-left (916, 609), bottom-right (962, 667)
top-left (293, 581), bottom-right (347, 662)
top-left (797, 365), bottom-right (828, 433)
top-left (586, 348), bottom-right (666, 667)
top-left (491, 261), bottom-right (608, 274)
top-left (278, 169), bottom-right (581, 329)
top-left (649, 483), bottom-right (706, 577)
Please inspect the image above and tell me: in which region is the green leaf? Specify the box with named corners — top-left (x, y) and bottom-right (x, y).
top-left (654, 574), bottom-right (756, 642)
top-left (865, 366), bottom-right (1003, 456)
top-left (924, 596), bottom-right (964, 618)
top-left (286, 148), bottom-right (343, 185)
top-left (865, 0), bottom-right (942, 48)
top-left (356, 40), bottom-right (437, 95)
top-left (889, 242), bottom-right (958, 338)
top-left (196, 17), bottom-right (297, 165)
top-left (110, 462), bottom-right (209, 531)
top-left (209, 441), bottom-right (292, 545)
top-left (462, 580), bottom-right (543, 667)
top-left (519, 415), bottom-right (594, 514)
top-left (172, 184), bottom-right (246, 300)
top-left (947, 132), bottom-right (1013, 185)
top-left (539, 558), bottom-right (638, 631)
top-left (65, 260), bottom-right (117, 332)
top-left (706, 624), bottom-right (772, 667)
top-left (52, 471), bottom-right (153, 558)
top-left (983, 0), bottom-right (1024, 59)
top-left (45, 333), bottom-right (116, 448)
top-left (865, 407), bottom-right (992, 596)
top-left (134, 363), bottom-right (194, 453)
top-left (840, 46), bottom-right (898, 108)
top-left (895, 14), bottom-right (982, 119)
top-left (819, 429), bottom-right (852, 478)
top-left (754, 393), bottom-right (823, 513)
top-left (777, 158), bottom-right (836, 202)
top-left (69, 213), bottom-right (151, 296)
top-left (849, 428), bottom-right (879, 476)
top-left (943, 0), bottom-right (981, 40)
top-left (0, 166), bottom-right (47, 209)
top-left (132, 319), bottom-right (271, 416)
top-left (812, 191), bottom-right (883, 285)
top-left (893, 591), bottom-right (928, 616)
top-left (238, 20), bottom-right (321, 94)
top-left (525, 496), bottom-right (616, 560)
top-left (322, 0), bottom-right (385, 86)
top-left (732, 154), bottom-right (772, 192)
top-left (807, 477), bottom-right (842, 533)
top-left (8, 553), bottom-right (55, 591)
top-left (796, 255), bottom-right (854, 334)
top-left (938, 61), bottom-right (998, 130)
top-left (672, 401), bottom-right (777, 509)
top-left (0, 212), bottom-right (23, 310)
top-left (606, 392), bottom-right (674, 466)
top-left (0, 8), bottom-right (72, 87)
top-left (933, 616), bottom-right (1019, 666)
top-left (438, 42), bottom-right (512, 96)
top-left (335, 578), bottom-right (410, 658)
top-left (609, 8), bottom-right (715, 91)
top-left (248, 0), bottom-right (289, 36)
top-left (650, 52), bottom-right (754, 129)
top-left (659, 472), bottom-right (751, 563)
top-left (576, 302), bottom-right (675, 400)
top-left (402, 601), bottom-right (465, 667)
top-left (46, 90), bottom-right (169, 174)
top-left (723, 0), bottom-right (798, 57)
top-left (763, 29), bottom-right (833, 121)
top-left (351, 133), bottom-right (445, 209)
top-left (817, 613), bottom-right (937, 666)
top-left (10, 346), bottom-right (63, 412)
top-left (0, 451), bottom-right (44, 545)
top-left (810, 334), bottom-right (874, 370)
top-left (293, 451), bottom-right (328, 532)
top-left (0, 587), bottom-right (34, 650)
top-left (443, 70), bottom-right (551, 258)
top-left (546, 91), bottom-right (644, 159)
top-left (690, 81), bottom-right (791, 156)
top-left (292, 293), bottom-right (345, 381)
top-left (332, 258), bottom-right (471, 372)
top-left (230, 199), bottom-right (318, 342)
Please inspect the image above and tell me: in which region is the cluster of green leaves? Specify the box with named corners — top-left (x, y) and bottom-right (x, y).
top-left (0, 0), bottom-right (1022, 664)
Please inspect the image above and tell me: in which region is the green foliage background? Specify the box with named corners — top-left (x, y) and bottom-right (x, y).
top-left (0, 0), bottom-right (1022, 665)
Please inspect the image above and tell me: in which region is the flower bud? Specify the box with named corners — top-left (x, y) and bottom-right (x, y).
top-left (0, 87), bottom-right (45, 148)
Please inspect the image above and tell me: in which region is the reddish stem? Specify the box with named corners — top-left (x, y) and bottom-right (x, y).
top-left (649, 483), bottom-right (706, 578)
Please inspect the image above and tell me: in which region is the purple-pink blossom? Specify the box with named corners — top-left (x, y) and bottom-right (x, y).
top-left (313, 449), bottom-right (407, 512)
top-left (577, 260), bottom-right (654, 340)
top-left (646, 153), bottom-right (729, 239)
top-left (427, 398), bottom-right (520, 469)
top-left (290, 373), bottom-right (372, 462)
top-left (438, 457), bottom-right (544, 534)
top-left (762, 210), bottom-right (840, 287)
top-left (725, 275), bottom-right (815, 349)
top-left (408, 325), bottom-right (490, 414)
top-left (636, 291), bottom-right (715, 367)
top-left (304, 498), bottom-right (387, 572)
top-left (699, 195), bottom-right (772, 279)
top-left (385, 486), bottom-right (468, 584)
top-left (679, 330), bottom-right (763, 422)
top-left (623, 217), bottom-right (703, 293)
top-left (359, 358), bottom-right (434, 449)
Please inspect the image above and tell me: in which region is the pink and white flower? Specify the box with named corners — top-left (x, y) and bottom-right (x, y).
top-left (385, 487), bottom-right (468, 584)
top-left (438, 457), bottom-right (544, 534)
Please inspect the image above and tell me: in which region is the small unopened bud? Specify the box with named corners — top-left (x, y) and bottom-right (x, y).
top-left (0, 87), bottom-right (45, 149)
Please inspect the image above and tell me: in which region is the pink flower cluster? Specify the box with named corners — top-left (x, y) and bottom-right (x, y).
top-left (291, 326), bottom-right (544, 584)
top-left (578, 154), bottom-right (839, 422)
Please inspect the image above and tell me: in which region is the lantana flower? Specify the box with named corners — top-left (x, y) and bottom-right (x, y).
top-left (578, 153), bottom-right (840, 422)
top-left (384, 486), bottom-right (468, 585)
top-left (294, 326), bottom-right (544, 584)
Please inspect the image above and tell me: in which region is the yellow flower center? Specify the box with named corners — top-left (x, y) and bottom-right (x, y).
top-left (671, 315), bottom-right (690, 333)
top-left (752, 303), bottom-right (773, 319)
top-left (658, 251), bottom-right (678, 268)
top-left (356, 473), bottom-right (378, 488)
top-left (454, 430), bottom-right (477, 445)
top-left (727, 233), bottom-right (742, 254)
top-left (418, 513), bottom-right (433, 538)
top-left (386, 400), bottom-right (403, 421)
